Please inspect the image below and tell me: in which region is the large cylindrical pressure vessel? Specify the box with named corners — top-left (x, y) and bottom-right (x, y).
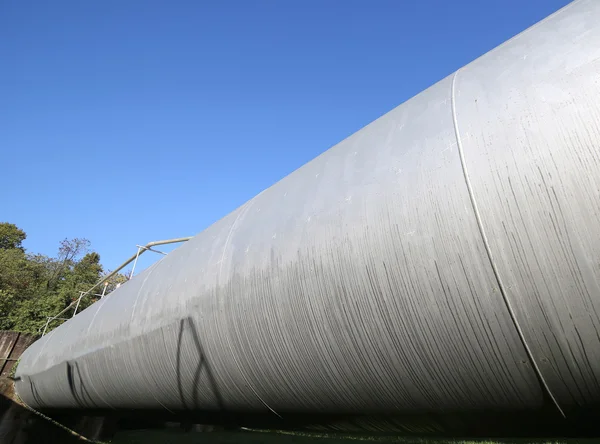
top-left (15, 0), bottom-right (600, 429)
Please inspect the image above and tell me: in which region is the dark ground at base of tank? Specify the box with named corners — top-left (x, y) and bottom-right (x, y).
top-left (41, 406), bottom-right (600, 438)
top-left (3, 397), bottom-right (600, 444)
top-left (4, 390), bottom-right (600, 444)
top-left (110, 429), bottom-right (600, 444)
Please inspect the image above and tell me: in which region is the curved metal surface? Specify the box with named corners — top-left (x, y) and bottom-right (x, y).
top-left (15, 0), bottom-right (600, 428)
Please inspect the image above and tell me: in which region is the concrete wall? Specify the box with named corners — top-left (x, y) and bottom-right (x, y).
top-left (0, 332), bottom-right (37, 399)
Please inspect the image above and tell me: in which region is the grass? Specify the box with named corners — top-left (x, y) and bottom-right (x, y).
top-left (8, 357), bottom-right (19, 379)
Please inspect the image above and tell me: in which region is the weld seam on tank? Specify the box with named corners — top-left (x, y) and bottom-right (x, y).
top-left (217, 200), bottom-right (283, 418)
top-left (450, 69), bottom-right (565, 418)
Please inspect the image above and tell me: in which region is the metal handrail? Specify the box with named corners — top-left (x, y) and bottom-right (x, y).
top-left (40, 236), bottom-right (192, 336)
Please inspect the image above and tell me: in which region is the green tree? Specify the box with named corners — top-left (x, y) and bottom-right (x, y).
top-left (57, 252), bottom-right (103, 313)
top-left (0, 228), bottom-right (47, 332)
top-left (0, 248), bottom-right (31, 293)
top-left (46, 238), bottom-right (90, 290)
top-left (0, 223), bottom-right (136, 334)
top-left (0, 222), bottom-right (26, 251)
top-left (0, 289), bottom-right (16, 330)
top-left (7, 289), bottom-right (66, 334)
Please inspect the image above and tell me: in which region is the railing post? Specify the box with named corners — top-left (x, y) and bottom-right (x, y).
top-left (100, 282), bottom-right (108, 299)
top-left (72, 291), bottom-right (84, 317)
top-left (129, 246), bottom-right (142, 280)
top-left (39, 237), bottom-right (191, 334)
top-left (41, 317), bottom-right (51, 337)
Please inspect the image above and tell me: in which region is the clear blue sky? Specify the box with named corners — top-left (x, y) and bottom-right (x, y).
top-left (1, 0), bottom-right (571, 273)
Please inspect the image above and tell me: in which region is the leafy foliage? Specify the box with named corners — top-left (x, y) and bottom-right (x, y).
top-left (0, 223), bottom-right (26, 250)
top-left (0, 222), bottom-right (128, 334)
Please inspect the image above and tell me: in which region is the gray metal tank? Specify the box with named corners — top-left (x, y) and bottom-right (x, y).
top-left (15, 0), bottom-right (600, 431)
